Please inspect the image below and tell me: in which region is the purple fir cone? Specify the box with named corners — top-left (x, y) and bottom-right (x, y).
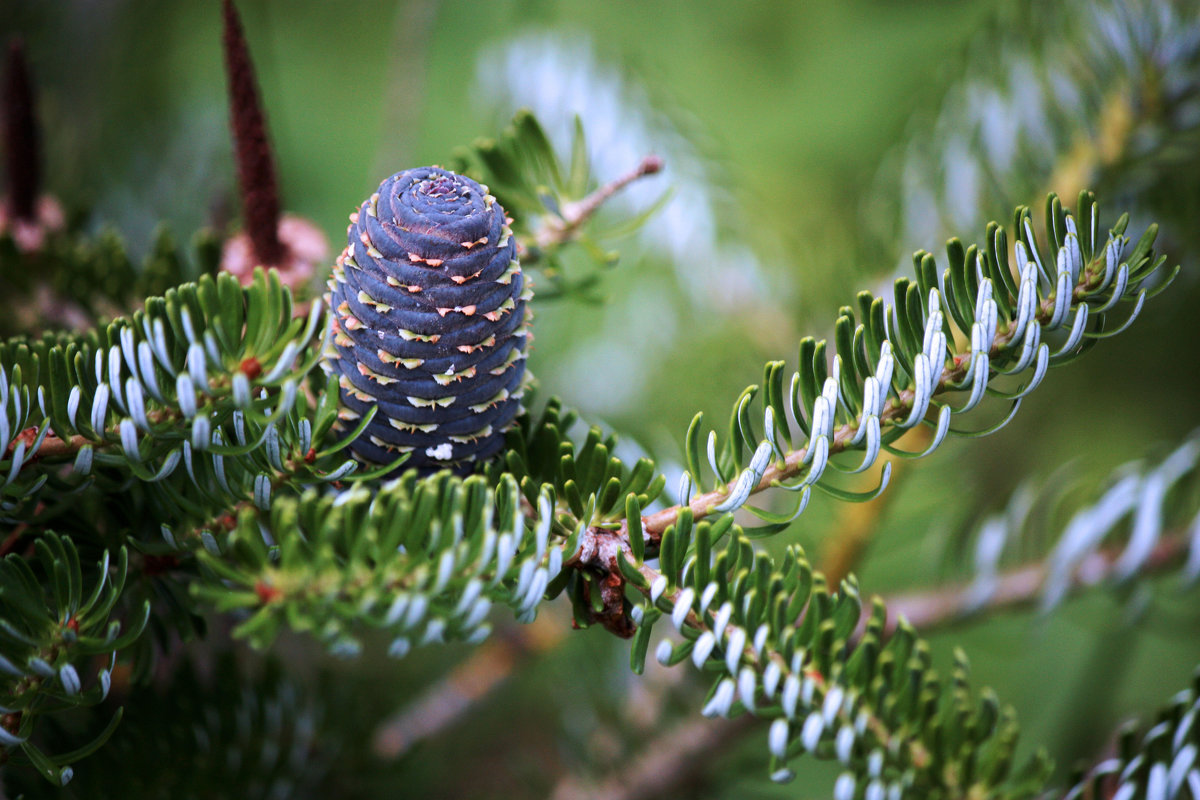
top-left (324, 167), bottom-right (532, 472)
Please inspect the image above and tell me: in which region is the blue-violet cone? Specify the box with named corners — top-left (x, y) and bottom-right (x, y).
top-left (323, 167), bottom-right (532, 472)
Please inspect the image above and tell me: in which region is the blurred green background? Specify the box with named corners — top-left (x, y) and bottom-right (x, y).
top-left (4, 0), bottom-right (1200, 797)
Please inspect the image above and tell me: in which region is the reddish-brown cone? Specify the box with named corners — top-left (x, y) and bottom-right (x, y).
top-left (222, 0), bottom-right (285, 267)
top-left (3, 39), bottom-right (39, 222)
top-left (0, 39), bottom-right (63, 252)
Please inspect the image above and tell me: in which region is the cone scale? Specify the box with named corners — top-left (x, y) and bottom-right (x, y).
top-left (324, 167), bottom-right (531, 472)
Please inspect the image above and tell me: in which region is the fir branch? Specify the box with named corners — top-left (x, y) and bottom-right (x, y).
top-left (1062, 667), bottom-right (1200, 800)
top-left (2, 653), bottom-right (337, 797)
top-left (552, 465), bottom-right (1200, 800)
top-left (0, 533), bottom-right (145, 785)
top-left (624, 196), bottom-right (1173, 548)
top-left (0, 268), bottom-right (355, 538)
top-left (185, 471), bottom-right (562, 651)
top-left (547, 518), bottom-right (1196, 800)
top-left (620, 526), bottom-right (1043, 795)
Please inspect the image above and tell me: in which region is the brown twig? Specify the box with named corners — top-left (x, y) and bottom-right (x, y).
top-left (2, 427), bottom-right (87, 462)
top-left (2, 408), bottom-right (180, 463)
top-left (533, 155), bottom-right (663, 251)
top-left (564, 370), bottom-right (943, 575)
top-left (2, 38), bottom-right (38, 221)
top-left (222, 0), bottom-right (284, 267)
top-left (640, 387), bottom-right (939, 543)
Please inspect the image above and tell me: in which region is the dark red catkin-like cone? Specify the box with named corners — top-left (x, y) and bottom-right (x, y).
top-left (221, 0), bottom-right (285, 267)
top-left (219, 0), bottom-right (327, 293)
top-left (323, 167), bottom-right (533, 473)
top-left (3, 38), bottom-right (39, 222)
top-left (1, 38), bottom-right (62, 252)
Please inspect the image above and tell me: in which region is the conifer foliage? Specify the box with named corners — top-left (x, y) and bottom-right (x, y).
top-left (3, 1), bottom-right (1200, 797)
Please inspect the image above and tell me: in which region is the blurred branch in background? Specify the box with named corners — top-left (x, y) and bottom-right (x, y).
top-left (372, 614), bottom-right (565, 760)
top-left (873, 0), bottom-right (1200, 260)
top-left (884, 529), bottom-right (1193, 634)
top-left (550, 715), bottom-right (755, 800)
top-left (470, 29), bottom-right (796, 427)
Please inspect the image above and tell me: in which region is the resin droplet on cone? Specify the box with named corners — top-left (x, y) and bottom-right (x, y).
top-left (323, 167), bottom-right (532, 472)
